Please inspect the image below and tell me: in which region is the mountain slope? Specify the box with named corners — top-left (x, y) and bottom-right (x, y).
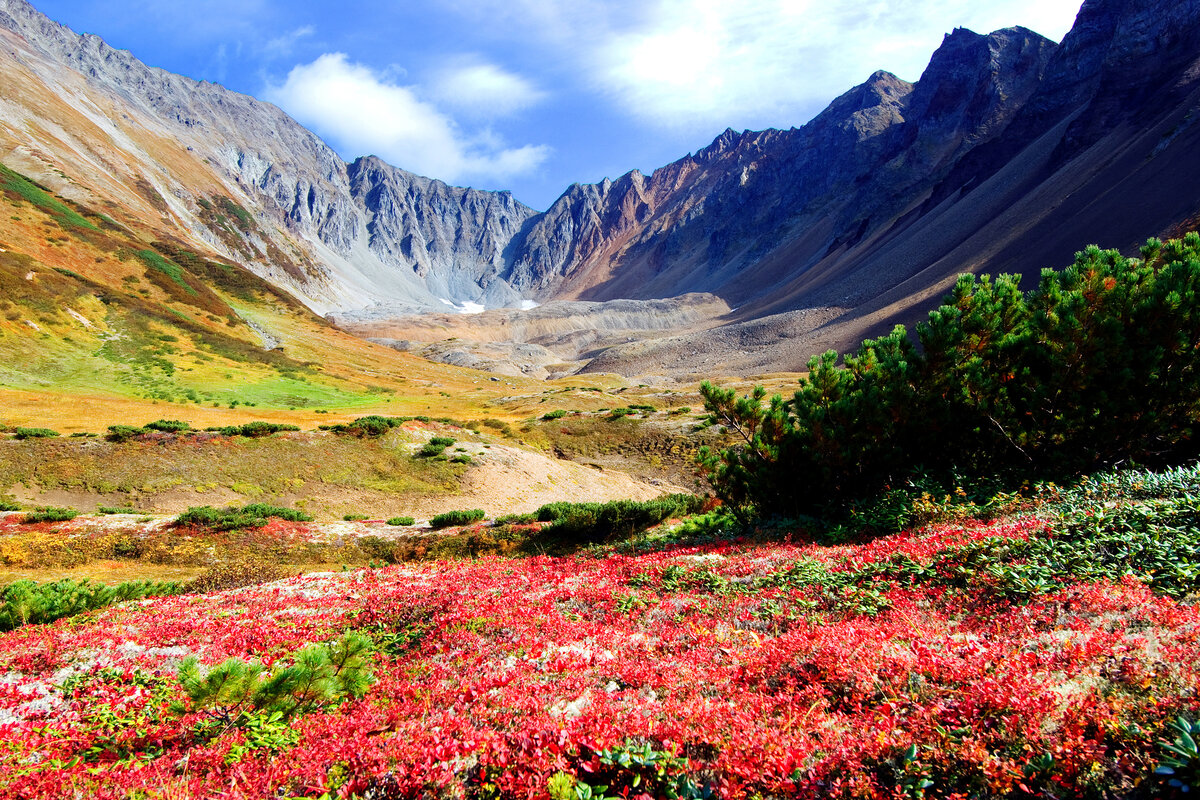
top-left (2, 0), bottom-right (1199, 380)
top-left (0, 0), bottom-right (535, 313)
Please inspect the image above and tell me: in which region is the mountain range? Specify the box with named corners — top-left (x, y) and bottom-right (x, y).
top-left (1, 0), bottom-right (1199, 379)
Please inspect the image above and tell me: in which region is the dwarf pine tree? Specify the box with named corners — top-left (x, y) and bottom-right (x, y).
top-left (175, 631), bottom-right (375, 727)
top-left (699, 233), bottom-right (1200, 520)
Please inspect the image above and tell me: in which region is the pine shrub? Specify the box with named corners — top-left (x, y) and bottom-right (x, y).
top-left (429, 508), bottom-right (486, 529)
top-left (699, 234), bottom-right (1200, 521)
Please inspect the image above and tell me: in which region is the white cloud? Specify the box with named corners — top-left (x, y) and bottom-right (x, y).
top-left (264, 53), bottom-right (550, 183)
top-left (436, 0), bottom-right (1082, 132)
top-left (262, 25), bottom-right (314, 60)
top-left (430, 59), bottom-right (546, 120)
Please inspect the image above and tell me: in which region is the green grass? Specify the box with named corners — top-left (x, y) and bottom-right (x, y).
top-left (134, 249), bottom-right (197, 296)
top-left (0, 165), bottom-right (98, 231)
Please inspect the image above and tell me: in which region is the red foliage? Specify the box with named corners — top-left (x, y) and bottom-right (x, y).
top-left (0, 516), bottom-right (1196, 798)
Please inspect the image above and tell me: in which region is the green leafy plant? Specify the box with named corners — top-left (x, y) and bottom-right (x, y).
top-left (1155, 716), bottom-right (1200, 794)
top-left (22, 506), bottom-right (78, 524)
top-left (14, 427), bottom-right (59, 439)
top-left (429, 509), bottom-right (486, 529)
top-left (0, 578), bottom-right (181, 631)
top-left (386, 516), bottom-right (415, 526)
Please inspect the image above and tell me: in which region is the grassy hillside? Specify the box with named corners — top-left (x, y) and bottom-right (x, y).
top-left (0, 164), bottom-right (560, 429)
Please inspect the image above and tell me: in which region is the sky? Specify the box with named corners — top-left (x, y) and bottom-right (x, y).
top-left (33, 0), bottom-right (1084, 211)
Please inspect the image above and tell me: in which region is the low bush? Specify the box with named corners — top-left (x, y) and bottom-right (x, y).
top-left (534, 494), bottom-right (704, 546)
top-left (0, 500), bottom-right (20, 512)
top-left (98, 506), bottom-right (138, 515)
top-left (106, 424), bottom-right (147, 443)
top-left (14, 427), bottom-right (59, 439)
top-left (215, 421), bottom-right (301, 438)
top-left (495, 512), bottom-right (538, 525)
top-left (144, 419), bottom-right (191, 433)
top-left (176, 503), bottom-right (312, 531)
top-left (320, 416), bottom-right (411, 437)
top-left (0, 578), bottom-right (181, 631)
top-left (22, 506), bottom-right (78, 524)
top-left (344, 514), bottom-right (368, 521)
top-left (417, 436), bottom-right (457, 458)
top-left (386, 516), bottom-right (415, 526)
top-left (429, 508), bottom-right (486, 529)
top-left (541, 410), bottom-right (568, 421)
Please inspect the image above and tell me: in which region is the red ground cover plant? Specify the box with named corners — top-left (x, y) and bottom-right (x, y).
top-left (0, 516), bottom-right (1196, 799)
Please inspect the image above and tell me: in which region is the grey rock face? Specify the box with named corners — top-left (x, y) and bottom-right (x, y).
top-left (346, 156), bottom-right (537, 306)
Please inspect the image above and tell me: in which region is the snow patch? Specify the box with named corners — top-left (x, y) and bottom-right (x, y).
top-left (438, 298), bottom-right (487, 315)
top-left (518, 299), bottom-right (539, 310)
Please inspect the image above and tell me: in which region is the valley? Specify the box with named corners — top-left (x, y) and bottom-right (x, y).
top-left (1, 0), bottom-right (1200, 797)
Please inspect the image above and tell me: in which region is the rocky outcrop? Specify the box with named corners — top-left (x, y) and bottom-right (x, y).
top-left (346, 156), bottom-right (536, 307)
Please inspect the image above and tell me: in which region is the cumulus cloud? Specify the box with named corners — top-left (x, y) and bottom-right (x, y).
top-left (437, 0), bottom-right (1081, 131)
top-left (264, 53), bottom-right (550, 183)
top-left (430, 59), bottom-right (547, 120)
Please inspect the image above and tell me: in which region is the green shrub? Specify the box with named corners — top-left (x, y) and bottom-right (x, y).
top-left (176, 503), bottom-right (312, 531)
top-left (429, 508), bottom-right (486, 529)
top-left (106, 424), bottom-right (147, 443)
top-left (495, 512), bottom-right (538, 525)
top-left (0, 500), bottom-right (20, 512)
top-left (344, 514), bottom-right (368, 521)
top-left (14, 427), bottom-right (59, 439)
top-left (97, 506), bottom-right (138, 515)
top-left (386, 516), bottom-right (416, 526)
top-left (417, 436), bottom-right (457, 458)
top-left (144, 419), bottom-right (191, 433)
top-left (0, 578), bottom-right (181, 631)
top-left (534, 495), bottom-right (703, 545)
top-left (22, 507), bottom-right (78, 524)
top-left (542, 409), bottom-right (568, 420)
top-left (449, 454), bottom-right (472, 464)
top-left (175, 631), bottom-right (373, 724)
top-left (700, 233), bottom-right (1200, 521)
top-left (232, 421), bottom-right (300, 438)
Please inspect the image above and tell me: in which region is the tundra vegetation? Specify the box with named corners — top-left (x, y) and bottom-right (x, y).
top-left (0, 236), bottom-right (1199, 798)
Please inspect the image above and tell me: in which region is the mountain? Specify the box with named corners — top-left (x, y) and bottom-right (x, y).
top-left (2, 0), bottom-right (1199, 379)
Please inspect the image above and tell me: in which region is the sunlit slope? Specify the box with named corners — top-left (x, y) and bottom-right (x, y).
top-left (0, 165), bottom-right (544, 430)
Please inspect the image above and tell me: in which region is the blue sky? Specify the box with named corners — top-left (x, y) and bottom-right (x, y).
top-left (33, 0), bottom-right (1083, 210)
